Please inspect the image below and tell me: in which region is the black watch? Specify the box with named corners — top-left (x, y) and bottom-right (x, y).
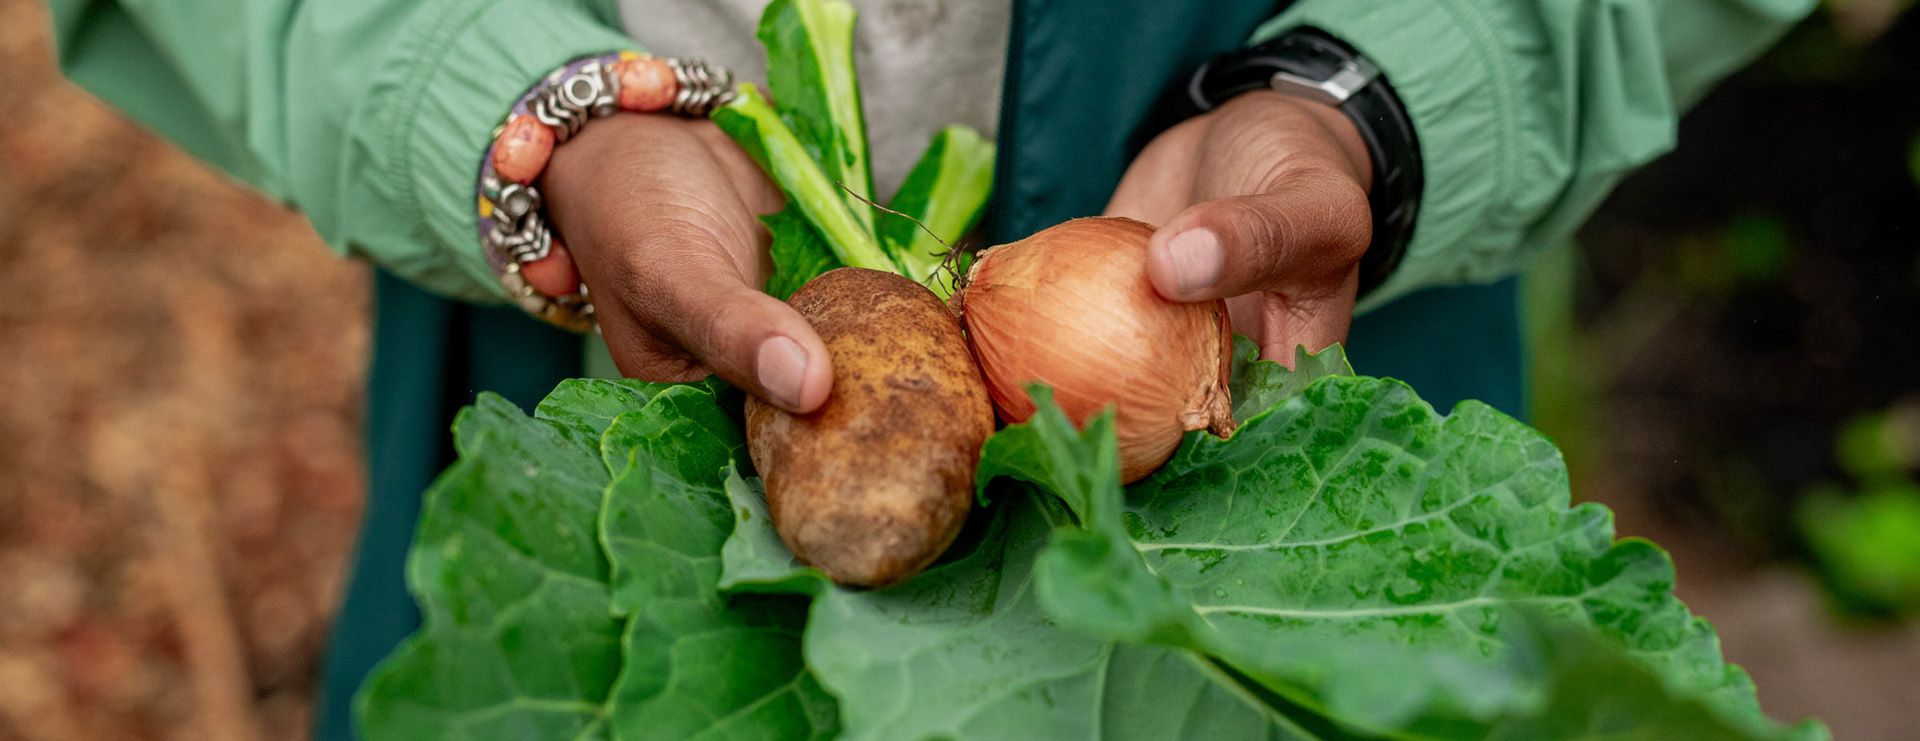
top-left (1181, 26), bottom-right (1422, 296)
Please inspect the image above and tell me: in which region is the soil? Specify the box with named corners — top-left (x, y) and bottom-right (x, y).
top-left (0, 1), bottom-right (368, 738)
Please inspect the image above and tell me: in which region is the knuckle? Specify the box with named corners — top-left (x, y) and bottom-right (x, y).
top-left (1318, 177), bottom-right (1374, 260)
top-left (611, 329), bottom-right (706, 382)
top-left (691, 291), bottom-right (759, 365)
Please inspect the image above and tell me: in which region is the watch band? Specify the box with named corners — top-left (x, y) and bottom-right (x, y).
top-left (1182, 26), bottom-right (1422, 296)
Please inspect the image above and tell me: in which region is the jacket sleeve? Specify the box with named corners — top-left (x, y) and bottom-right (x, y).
top-left (53, 0), bottom-right (638, 302)
top-left (1251, 0), bottom-right (1816, 311)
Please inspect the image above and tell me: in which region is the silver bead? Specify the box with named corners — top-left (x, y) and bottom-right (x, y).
top-left (491, 182), bottom-right (543, 234)
top-left (667, 57), bottom-right (735, 117)
top-left (533, 62), bottom-right (617, 143)
top-left (489, 209), bottom-right (553, 264)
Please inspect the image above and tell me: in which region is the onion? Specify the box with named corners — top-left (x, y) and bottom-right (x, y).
top-left (958, 217), bottom-right (1235, 483)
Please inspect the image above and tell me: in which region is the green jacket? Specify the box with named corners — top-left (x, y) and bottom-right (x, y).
top-left (51, 1), bottom-right (1811, 738)
top-left (52, 0), bottom-right (1811, 310)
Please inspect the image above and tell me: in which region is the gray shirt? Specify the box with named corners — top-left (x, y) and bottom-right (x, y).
top-left (618, 0), bottom-right (1010, 196)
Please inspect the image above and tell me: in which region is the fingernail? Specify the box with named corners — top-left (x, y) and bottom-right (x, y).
top-left (756, 336), bottom-right (810, 410)
top-left (1160, 229), bottom-right (1225, 296)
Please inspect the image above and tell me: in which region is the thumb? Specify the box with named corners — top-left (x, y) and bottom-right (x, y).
top-left (1144, 173), bottom-right (1371, 303)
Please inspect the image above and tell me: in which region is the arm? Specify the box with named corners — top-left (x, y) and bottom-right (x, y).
top-left (1258, 0), bottom-right (1816, 310)
top-left (52, 0), bottom-right (837, 412)
top-left (55, 0), bottom-right (635, 302)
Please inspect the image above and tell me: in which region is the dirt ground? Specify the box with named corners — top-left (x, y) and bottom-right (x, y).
top-left (0, 1), bottom-right (1915, 740)
top-left (0, 1), bottom-right (367, 738)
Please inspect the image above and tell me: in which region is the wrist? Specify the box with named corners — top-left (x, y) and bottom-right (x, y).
top-left (538, 114), bottom-right (648, 253)
top-left (475, 52), bottom-right (736, 331)
top-left (1259, 91), bottom-right (1373, 192)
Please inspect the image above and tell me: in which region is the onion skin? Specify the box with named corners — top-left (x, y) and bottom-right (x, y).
top-left (959, 217), bottom-right (1235, 484)
top-left (747, 268), bottom-right (995, 587)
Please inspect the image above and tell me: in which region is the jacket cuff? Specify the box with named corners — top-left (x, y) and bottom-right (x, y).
top-left (1251, 0), bottom-right (1513, 311)
top-left (355, 0), bottom-right (636, 303)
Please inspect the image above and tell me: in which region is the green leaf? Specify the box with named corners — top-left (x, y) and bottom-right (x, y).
top-left (762, 205), bottom-right (839, 301)
top-left (974, 385), bottom-right (1122, 513)
top-left (534, 378), bottom-right (675, 452)
top-left (595, 383), bottom-right (743, 483)
top-left (724, 487), bottom-right (1312, 739)
top-left (1229, 338), bottom-right (1354, 423)
top-left (594, 385), bottom-right (838, 740)
top-left (881, 126), bottom-right (996, 291)
top-left (713, 84), bottom-right (891, 273)
top-left (718, 472), bottom-right (832, 596)
top-left (1501, 619), bottom-right (1829, 741)
top-left (981, 380), bottom-right (1814, 739)
top-left (357, 395), bottom-right (622, 740)
top-left (757, 0), bottom-right (875, 232)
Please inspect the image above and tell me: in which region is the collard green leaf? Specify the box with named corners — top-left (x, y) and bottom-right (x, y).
top-left (981, 379), bottom-right (1814, 739)
top-left (357, 395), bottom-right (622, 740)
top-left (763, 205), bottom-right (839, 301)
top-left (719, 472), bottom-right (832, 596)
top-left (974, 385), bottom-right (1122, 513)
top-left (595, 385), bottom-right (838, 740)
top-left (534, 378), bottom-right (674, 452)
top-left (1498, 619), bottom-right (1828, 741)
top-left (1229, 338), bottom-right (1354, 423)
top-left (595, 383), bottom-right (743, 483)
top-left (757, 0), bottom-right (874, 232)
top-left (880, 125), bottom-right (996, 289)
top-left (721, 487), bottom-right (1310, 740)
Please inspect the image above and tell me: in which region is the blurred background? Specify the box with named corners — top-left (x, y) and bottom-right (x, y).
top-left (1, 0), bottom-right (1916, 738)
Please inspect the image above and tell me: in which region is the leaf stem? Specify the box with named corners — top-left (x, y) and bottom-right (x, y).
top-left (713, 84), bottom-right (896, 274)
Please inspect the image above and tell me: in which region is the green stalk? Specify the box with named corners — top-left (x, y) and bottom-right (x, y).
top-left (881, 126), bottom-right (996, 293)
top-left (713, 84), bottom-right (894, 273)
top-left (713, 0), bottom-right (994, 298)
top-left (758, 0), bottom-right (876, 233)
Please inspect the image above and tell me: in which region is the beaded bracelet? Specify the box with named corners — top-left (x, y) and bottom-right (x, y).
top-left (477, 51), bottom-right (735, 332)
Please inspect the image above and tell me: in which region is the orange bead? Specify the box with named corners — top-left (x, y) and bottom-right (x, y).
top-left (614, 57), bottom-right (678, 112)
top-left (492, 115), bottom-right (554, 184)
top-left (522, 238), bottom-right (581, 297)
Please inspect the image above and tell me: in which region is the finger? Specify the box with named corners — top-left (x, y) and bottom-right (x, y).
top-left (592, 305), bottom-right (707, 382)
top-left (547, 118), bottom-right (832, 413)
top-left (1105, 118), bottom-right (1205, 224)
top-left (627, 245), bottom-right (834, 413)
top-left (1144, 171), bottom-right (1370, 302)
top-left (1242, 274), bottom-right (1359, 366)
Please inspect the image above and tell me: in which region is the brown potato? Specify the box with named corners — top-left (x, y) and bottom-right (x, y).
top-left (746, 268), bottom-right (995, 587)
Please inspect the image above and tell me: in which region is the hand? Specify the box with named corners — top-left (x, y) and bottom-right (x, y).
top-left (1106, 91), bottom-right (1374, 363)
top-left (543, 115), bottom-right (834, 413)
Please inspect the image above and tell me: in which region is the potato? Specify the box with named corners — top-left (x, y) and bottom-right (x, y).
top-left (746, 268), bottom-right (995, 587)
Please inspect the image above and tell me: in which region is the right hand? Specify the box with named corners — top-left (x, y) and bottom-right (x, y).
top-left (543, 115), bottom-right (834, 413)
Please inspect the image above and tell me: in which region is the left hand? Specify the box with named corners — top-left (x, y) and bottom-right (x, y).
top-left (1106, 90), bottom-right (1375, 363)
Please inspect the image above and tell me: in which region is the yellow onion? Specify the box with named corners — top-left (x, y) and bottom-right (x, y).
top-left (958, 217), bottom-right (1235, 483)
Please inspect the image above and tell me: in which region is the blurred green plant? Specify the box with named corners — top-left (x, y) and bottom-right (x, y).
top-left (1674, 213), bottom-right (1795, 293)
top-left (1835, 405), bottom-right (1920, 484)
top-left (1722, 213), bottom-right (1795, 283)
top-left (1798, 401), bottom-right (1920, 618)
top-left (1797, 483), bottom-right (1920, 618)
top-left (1908, 132), bottom-right (1919, 185)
